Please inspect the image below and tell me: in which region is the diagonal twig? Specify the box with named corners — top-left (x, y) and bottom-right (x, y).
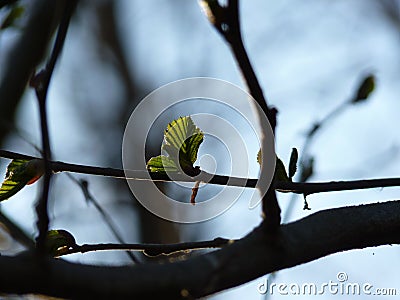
top-left (0, 211), bottom-right (35, 250)
top-left (66, 174), bottom-right (140, 263)
top-left (201, 0), bottom-right (280, 228)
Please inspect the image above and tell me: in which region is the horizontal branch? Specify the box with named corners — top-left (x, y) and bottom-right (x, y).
top-left (60, 237), bottom-right (232, 257)
top-left (276, 178), bottom-right (400, 195)
top-left (1, 200), bottom-right (399, 298)
top-left (0, 150), bottom-right (399, 195)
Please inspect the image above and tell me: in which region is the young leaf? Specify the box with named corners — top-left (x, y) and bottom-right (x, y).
top-left (275, 157), bottom-right (290, 182)
top-left (257, 149), bottom-right (290, 182)
top-left (0, 159), bottom-right (44, 202)
top-left (352, 74), bottom-right (375, 104)
top-left (288, 148), bottom-right (298, 180)
top-left (146, 155), bottom-right (178, 173)
top-left (147, 116), bottom-right (203, 176)
top-left (42, 229), bottom-right (77, 257)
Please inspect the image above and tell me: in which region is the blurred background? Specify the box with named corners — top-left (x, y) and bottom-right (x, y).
top-left (0, 0), bottom-right (399, 299)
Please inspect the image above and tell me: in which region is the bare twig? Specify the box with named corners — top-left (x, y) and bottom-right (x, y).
top-left (0, 211), bottom-right (35, 249)
top-left (32, 0), bottom-right (77, 254)
top-left (66, 174), bottom-right (140, 263)
top-left (202, 0), bottom-right (280, 228)
top-left (276, 178), bottom-right (400, 196)
top-left (58, 237), bottom-right (232, 257)
top-left (1, 149), bottom-right (398, 196)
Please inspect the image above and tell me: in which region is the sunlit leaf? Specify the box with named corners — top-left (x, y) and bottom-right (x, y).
top-left (0, 159), bottom-right (44, 202)
top-left (146, 155), bottom-right (178, 173)
top-left (147, 116), bottom-right (203, 176)
top-left (42, 229), bottom-right (77, 257)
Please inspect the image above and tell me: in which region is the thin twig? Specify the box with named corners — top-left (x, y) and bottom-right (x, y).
top-left (276, 178), bottom-right (400, 196)
top-left (58, 237), bottom-right (232, 257)
top-left (1, 150), bottom-right (398, 196)
top-left (66, 174), bottom-right (140, 263)
top-left (33, 1), bottom-right (77, 254)
top-left (0, 211), bottom-right (35, 249)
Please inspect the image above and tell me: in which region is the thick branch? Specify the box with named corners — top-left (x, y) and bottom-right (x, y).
top-left (0, 200), bottom-right (399, 299)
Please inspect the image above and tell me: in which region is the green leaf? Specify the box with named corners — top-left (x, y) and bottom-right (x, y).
top-left (43, 229), bottom-right (77, 257)
top-left (0, 159), bottom-right (44, 202)
top-left (352, 74), bottom-right (375, 104)
top-left (275, 157), bottom-right (290, 182)
top-left (147, 116), bottom-right (203, 175)
top-left (1, 5), bottom-right (24, 30)
top-left (146, 155), bottom-right (178, 173)
top-left (257, 149), bottom-right (290, 182)
top-left (288, 148), bottom-right (298, 180)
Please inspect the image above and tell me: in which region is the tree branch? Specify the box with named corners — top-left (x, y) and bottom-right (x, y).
top-left (32, 0), bottom-right (77, 255)
top-left (276, 178), bottom-right (400, 195)
top-left (58, 237), bottom-right (232, 258)
top-left (1, 149), bottom-right (398, 196)
top-left (0, 0), bottom-right (63, 144)
top-left (202, 0), bottom-right (280, 227)
top-left (0, 200), bottom-right (399, 299)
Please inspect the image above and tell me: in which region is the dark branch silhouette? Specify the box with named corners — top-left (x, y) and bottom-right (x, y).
top-left (0, 200), bottom-right (399, 299)
top-left (58, 237), bottom-right (232, 257)
top-left (31, 0), bottom-right (77, 255)
top-left (1, 149), bottom-right (399, 197)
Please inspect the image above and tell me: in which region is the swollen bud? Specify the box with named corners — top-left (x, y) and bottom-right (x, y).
top-left (352, 74), bottom-right (375, 104)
